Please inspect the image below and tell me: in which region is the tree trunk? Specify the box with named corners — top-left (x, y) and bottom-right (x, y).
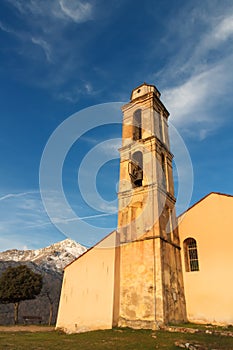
top-left (14, 302), bottom-right (19, 325)
top-left (48, 303), bottom-right (53, 326)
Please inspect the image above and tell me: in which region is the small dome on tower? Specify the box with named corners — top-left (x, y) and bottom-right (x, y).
top-left (130, 82), bottom-right (161, 101)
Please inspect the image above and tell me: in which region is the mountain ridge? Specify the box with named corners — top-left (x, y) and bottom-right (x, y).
top-left (0, 238), bottom-right (87, 272)
top-left (0, 238), bottom-right (87, 325)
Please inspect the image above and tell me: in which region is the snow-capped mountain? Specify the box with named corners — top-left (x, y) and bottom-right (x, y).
top-left (0, 238), bottom-right (87, 324)
top-left (0, 238), bottom-right (87, 272)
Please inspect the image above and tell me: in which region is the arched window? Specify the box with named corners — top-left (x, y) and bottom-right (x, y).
top-left (183, 238), bottom-right (199, 272)
top-left (128, 151), bottom-right (143, 188)
top-left (161, 153), bottom-right (167, 189)
top-left (159, 114), bottom-right (163, 141)
top-left (133, 109), bottom-right (142, 141)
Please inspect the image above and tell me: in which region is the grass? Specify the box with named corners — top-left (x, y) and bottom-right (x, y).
top-left (169, 321), bottom-right (233, 331)
top-left (0, 327), bottom-right (232, 349)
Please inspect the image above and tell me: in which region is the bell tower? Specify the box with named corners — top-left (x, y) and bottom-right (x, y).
top-left (116, 83), bottom-right (187, 329)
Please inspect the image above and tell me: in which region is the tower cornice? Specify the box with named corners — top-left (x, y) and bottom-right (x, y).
top-left (119, 135), bottom-right (173, 160)
top-left (122, 90), bottom-right (169, 119)
top-left (118, 183), bottom-right (176, 204)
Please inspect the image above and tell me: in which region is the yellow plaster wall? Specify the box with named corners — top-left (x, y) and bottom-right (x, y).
top-left (118, 239), bottom-right (156, 328)
top-left (56, 232), bottom-right (117, 333)
top-left (178, 193), bottom-right (233, 325)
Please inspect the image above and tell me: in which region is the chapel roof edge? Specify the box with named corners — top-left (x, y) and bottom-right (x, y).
top-left (178, 191), bottom-right (233, 219)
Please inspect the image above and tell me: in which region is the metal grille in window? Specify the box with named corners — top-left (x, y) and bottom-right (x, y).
top-left (184, 238), bottom-right (199, 272)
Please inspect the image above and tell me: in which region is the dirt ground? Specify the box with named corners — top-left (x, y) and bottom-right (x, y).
top-left (0, 325), bottom-right (55, 332)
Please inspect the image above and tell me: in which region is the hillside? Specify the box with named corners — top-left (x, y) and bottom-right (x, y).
top-left (0, 239), bottom-right (86, 325)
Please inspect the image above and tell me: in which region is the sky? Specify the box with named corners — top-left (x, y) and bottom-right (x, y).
top-left (0, 0), bottom-right (233, 251)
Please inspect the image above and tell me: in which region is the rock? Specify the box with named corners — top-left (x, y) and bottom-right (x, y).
top-left (174, 341), bottom-right (186, 348)
top-left (174, 341), bottom-right (208, 350)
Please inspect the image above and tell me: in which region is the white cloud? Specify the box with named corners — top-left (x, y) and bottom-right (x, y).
top-left (0, 193), bottom-right (18, 201)
top-left (99, 202), bottom-right (117, 213)
top-left (84, 82), bottom-right (93, 94)
top-left (0, 19), bottom-right (53, 64)
top-left (99, 139), bottom-right (121, 157)
top-left (31, 37), bottom-right (52, 62)
top-left (25, 211), bottom-right (114, 229)
top-left (2, 0), bottom-right (100, 97)
top-left (212, 14), bottom-right (233, 43)
top-left (163, 72), bottom-right (208, 123)
top-left (189, 13), bottom-right (233, 65)
top-left (163, 57), bottom-right (233, 138)
top-left (6, 0), bottom-right (93, 23)
top-left (0, 191), bottom-right (68, 250)
top-left (0, 191), bottom-right (36, 201)
top-left (57, 81), bottom-right (102, 102)
top-left (59, 0), bottom-right (92, 23)
top-left (40, 191), bottom-right (75, 219)
top-left (0, 20), bottom-right (13, 33)
top-left (163, 67), bottom-right (213, 124)
top-left (159, 11), bottom-right (233, 139)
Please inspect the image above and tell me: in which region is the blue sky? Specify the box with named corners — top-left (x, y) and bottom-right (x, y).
top-left (0, 0), bottom-right (233, 251)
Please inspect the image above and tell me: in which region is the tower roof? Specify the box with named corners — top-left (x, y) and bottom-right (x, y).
top-left (130, 82), bottom-right (161, 101)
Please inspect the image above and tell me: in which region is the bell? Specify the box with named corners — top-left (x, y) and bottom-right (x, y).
top-left (136, 169), bottom-right (143, 180)
top-left (133, 169), bottom-right (143, 187)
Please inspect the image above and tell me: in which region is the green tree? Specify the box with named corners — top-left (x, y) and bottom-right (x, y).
top-left (0, 265), bottom-right (43, 324)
